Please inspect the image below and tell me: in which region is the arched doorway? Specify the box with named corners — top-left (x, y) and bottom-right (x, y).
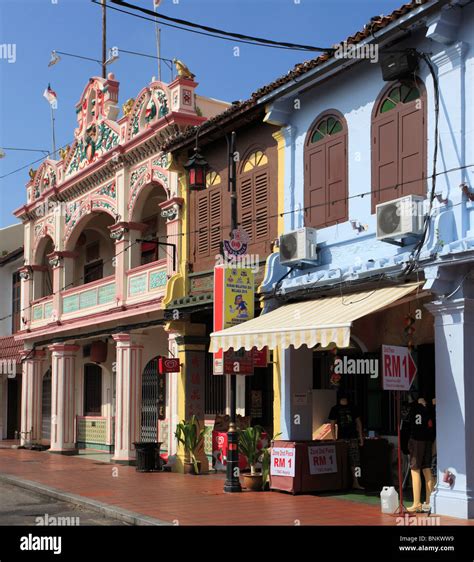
top-left (41, 369), bottom-right (52, 444)
top-left (141, 357), bottom-right (166, 442)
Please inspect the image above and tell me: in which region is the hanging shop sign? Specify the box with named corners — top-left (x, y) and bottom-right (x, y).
top-left (270, 447), bottom-right (296, 477)
top-left (224, 349), bottom-right (254, 375)
top-left (252, 347), bottom-right (269, 368)
top-left (308, 444), bottom-right (338, 475)
top-left (382, 344), bottom-right (417, 391)
top-left (158, 357), bottom-right (180, 374)
top-left (213, 264), bottom-right (255, 375)
top-left (223, 228), bottom-right (250, 258)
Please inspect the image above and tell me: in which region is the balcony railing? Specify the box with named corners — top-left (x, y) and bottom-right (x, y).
top-left (126, 259), bottom-right (168, 304)
top-left (30, 296), bottom-right (54, 327)
top-left (61, 275), bottom-right (116, 320)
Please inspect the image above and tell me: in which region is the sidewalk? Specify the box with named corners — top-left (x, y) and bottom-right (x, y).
top-left (0, 448), bottom-right (472, 526)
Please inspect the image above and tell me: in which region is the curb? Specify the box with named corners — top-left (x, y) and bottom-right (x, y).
top-left (0, 473), bottom-right (172, 526)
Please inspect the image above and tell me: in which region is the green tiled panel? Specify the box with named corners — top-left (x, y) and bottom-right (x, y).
top-left (32, 305), bottom-right (43, 321)
top-left (79, 289), bottom-right (98, 309)
top-left (44, 302), bottom-right (53, 319)
top-left (98, 283), bottom-right (115, 304)
top-left (63, 294), bottom-right (79, 314)
top-left (129, 274), bottom-right (146, 295)
top-left (77, 418), bottom-right (107, 445)
top-left (149, 270), bottom-right (167, 290)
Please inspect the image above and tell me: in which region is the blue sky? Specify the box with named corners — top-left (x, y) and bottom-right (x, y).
top-left (0, 0), bottom-right (405, 227)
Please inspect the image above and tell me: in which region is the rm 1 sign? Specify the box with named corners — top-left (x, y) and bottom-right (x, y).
top-left (382, 345), bottom-right (417, 391)
top-left (270, 447), bottom-right (296, 477)
top-left (308, 445), bottom-right (337, 475)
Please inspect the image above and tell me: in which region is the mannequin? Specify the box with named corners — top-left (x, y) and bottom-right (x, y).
top-left (407, 396), bottom-right (435, 513)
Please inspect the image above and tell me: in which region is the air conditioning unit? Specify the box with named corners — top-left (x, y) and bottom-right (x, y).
top-left (376, 195), bottom-right (425, 241)
top-left (279, 228), bottom-right (318, 266)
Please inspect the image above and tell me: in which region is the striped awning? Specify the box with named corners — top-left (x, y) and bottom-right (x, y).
top-left (209, 282), bottom-right (422, 353)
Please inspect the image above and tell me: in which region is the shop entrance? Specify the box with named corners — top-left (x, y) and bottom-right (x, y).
top-left (41, 369), bottom-right (52, 443)
top-left (6, 377), bottom-right (20, 439)
top-left (245, 363), bottom-right (274, 435)
top-left (141, 357), bottom-right (159, 442)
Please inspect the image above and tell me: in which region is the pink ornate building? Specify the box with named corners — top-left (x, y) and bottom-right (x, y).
top-left (14, 71), bottom-right (228, 463)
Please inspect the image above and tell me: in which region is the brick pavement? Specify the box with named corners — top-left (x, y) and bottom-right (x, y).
top-left (0, 448), bottom-right (472, 526)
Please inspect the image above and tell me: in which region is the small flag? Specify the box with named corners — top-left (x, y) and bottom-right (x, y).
top-left (153, 0), bottom-right (161, 7)
top-left (43, 84), bottom-right (58, 109)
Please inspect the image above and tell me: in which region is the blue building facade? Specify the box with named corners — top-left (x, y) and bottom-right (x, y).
top-left (257, 0), bottom-right (474, 519)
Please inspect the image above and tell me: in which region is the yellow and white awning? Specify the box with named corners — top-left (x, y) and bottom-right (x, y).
top-left (209, 282), bottom-right (422, 353)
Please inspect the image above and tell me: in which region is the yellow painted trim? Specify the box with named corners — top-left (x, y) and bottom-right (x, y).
top-left (272, 129), bottom-right (286, 237)
top-left (273, 347), bottom-right (282, 437)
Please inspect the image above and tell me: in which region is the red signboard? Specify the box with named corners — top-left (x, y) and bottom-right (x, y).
top-left (253, 347), bottom-right (268, 368)
top-left (158, 357), bottom-right (180, 374)
top-left (223, 349), bottom-right (254, 375)
top-left (382, 345), bottom-right (417, 391)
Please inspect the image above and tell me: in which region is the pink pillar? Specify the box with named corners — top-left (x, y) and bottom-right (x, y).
top-left (49, 344), bottom-right (79, 454)
top-left (112, 333), bottom-right (143, 463)
top-left (20, 349), bottom-right (46, 445)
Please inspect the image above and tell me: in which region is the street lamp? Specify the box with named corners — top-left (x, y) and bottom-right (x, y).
top-left (184, 129), bottom-right (208, 190)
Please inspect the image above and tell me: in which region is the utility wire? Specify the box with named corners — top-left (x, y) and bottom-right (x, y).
top-left (95, 0), bottom-right (334, 53)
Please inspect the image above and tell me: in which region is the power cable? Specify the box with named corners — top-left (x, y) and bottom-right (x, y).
top-left (95, 0), bottom-right (334, 53)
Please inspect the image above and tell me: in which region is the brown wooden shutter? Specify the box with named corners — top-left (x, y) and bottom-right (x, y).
top-left (326, 136), bottom-right (347, 225)
top-left (239, 175), bottom-right (253, 240)
top-left (305, 143), bottom-right (327, 228)
top-left (399, 102), bottom-right (425, 198)
top-left (372, 113), bottom-right (399, 212)
top-left (254, 171), bottom-right (269, 240)
top-left (196, 191), bottom-right (209, 258)
top-left (209, 189), bottom-right (222, 255)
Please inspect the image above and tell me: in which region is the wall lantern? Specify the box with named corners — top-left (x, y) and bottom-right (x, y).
top-left (184, 149), bottom-right (208, 190)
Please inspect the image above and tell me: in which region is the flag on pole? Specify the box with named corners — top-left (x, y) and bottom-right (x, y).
top-left (43, 84), bottom-right (58, 110)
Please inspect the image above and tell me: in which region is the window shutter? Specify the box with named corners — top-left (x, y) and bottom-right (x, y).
top-left (399, 102), bottom-right (425, 198)
top-left (240, 175), bottom-right (253, 240)
top-left (326, 137), bottom-right (347, 224)
top-left (209, 189), bottom-right (222, 254)
top-left (372, 113), bottom-right (399, 211)
top-left (254, 171), bottom-right (269, 240)
top-left (197, 191), bottom-right (210, 257)
top-left (305, 144), bottom-right (327, 228)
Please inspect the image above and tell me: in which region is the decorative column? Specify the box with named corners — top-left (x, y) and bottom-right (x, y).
top-left (49, 344), bottom-right (79, 454)
top-left (112, 333), bottom-right (143, 463)
top-left (159, 197), bottom-right (183, 278)
top-left (47, 251), bottom-right (77, 322)
top-left (20, 349), bottom-right (46, 445)
top-left (425, 297), bottom-right (474, 519)
top-left (109, 222), bottom-right (147, 307)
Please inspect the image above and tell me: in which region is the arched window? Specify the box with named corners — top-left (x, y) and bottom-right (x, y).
top-left (371, 80), bottom-right (426, 212)
top-left (304, 112), bottom-right (348, 228)
top-left (238, 149), bottom-right (270, 242)
top-left (84, 363), bottom-right (102, 416)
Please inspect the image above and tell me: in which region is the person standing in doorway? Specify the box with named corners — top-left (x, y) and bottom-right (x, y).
top-left (328, 393), bottom-right (364, 490)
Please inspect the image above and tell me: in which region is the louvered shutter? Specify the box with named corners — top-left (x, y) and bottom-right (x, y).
top-left (239, 175), bottom-right (253, 240)
top-left (209, 189), bottom-right (222, 254)
top-left (372, 112), bottom-right (399, 211)
top-left (254, 171), bottom-right (269, 240)
top-left (399, 102), bottom-right (425, 198)
top-left (196, 191), bottom-right (210, 258)
top-left (305, 144), bottom-right (326, 228)
top-left (326, 136), bottom-right (347, 225)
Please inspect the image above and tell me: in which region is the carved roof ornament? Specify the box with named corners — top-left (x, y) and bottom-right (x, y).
top-left (59, 145), bottom-right (70, 160)
top-left (173, 59), bottom-right (195, 80)
top-left (122, 98), bottom-right (135, 117)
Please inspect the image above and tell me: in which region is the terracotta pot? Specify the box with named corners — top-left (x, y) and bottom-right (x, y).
top-left (243, 473), bottom-right (263, 491)
top-left (184, 461), bottom-right (201, 475)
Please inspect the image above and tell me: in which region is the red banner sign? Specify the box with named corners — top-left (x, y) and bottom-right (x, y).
top-left (158, 357), bottom-right (180, 374)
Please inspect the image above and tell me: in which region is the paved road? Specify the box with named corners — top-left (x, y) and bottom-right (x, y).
top-left (0, 481), bottom-right (127, 526)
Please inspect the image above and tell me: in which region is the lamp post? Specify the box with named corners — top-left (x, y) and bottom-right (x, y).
top-left (184, 129), bottom-right (241, 492)
top-left (224, 131), bottom-right (242, 493)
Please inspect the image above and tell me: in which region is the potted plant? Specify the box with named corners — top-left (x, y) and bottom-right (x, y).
top-left (238, 425), bottom-right (265, 491)
top-left (261, 432), bottom-right (282, 491)
top-left (175, 415), bottom-right (209, 475)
